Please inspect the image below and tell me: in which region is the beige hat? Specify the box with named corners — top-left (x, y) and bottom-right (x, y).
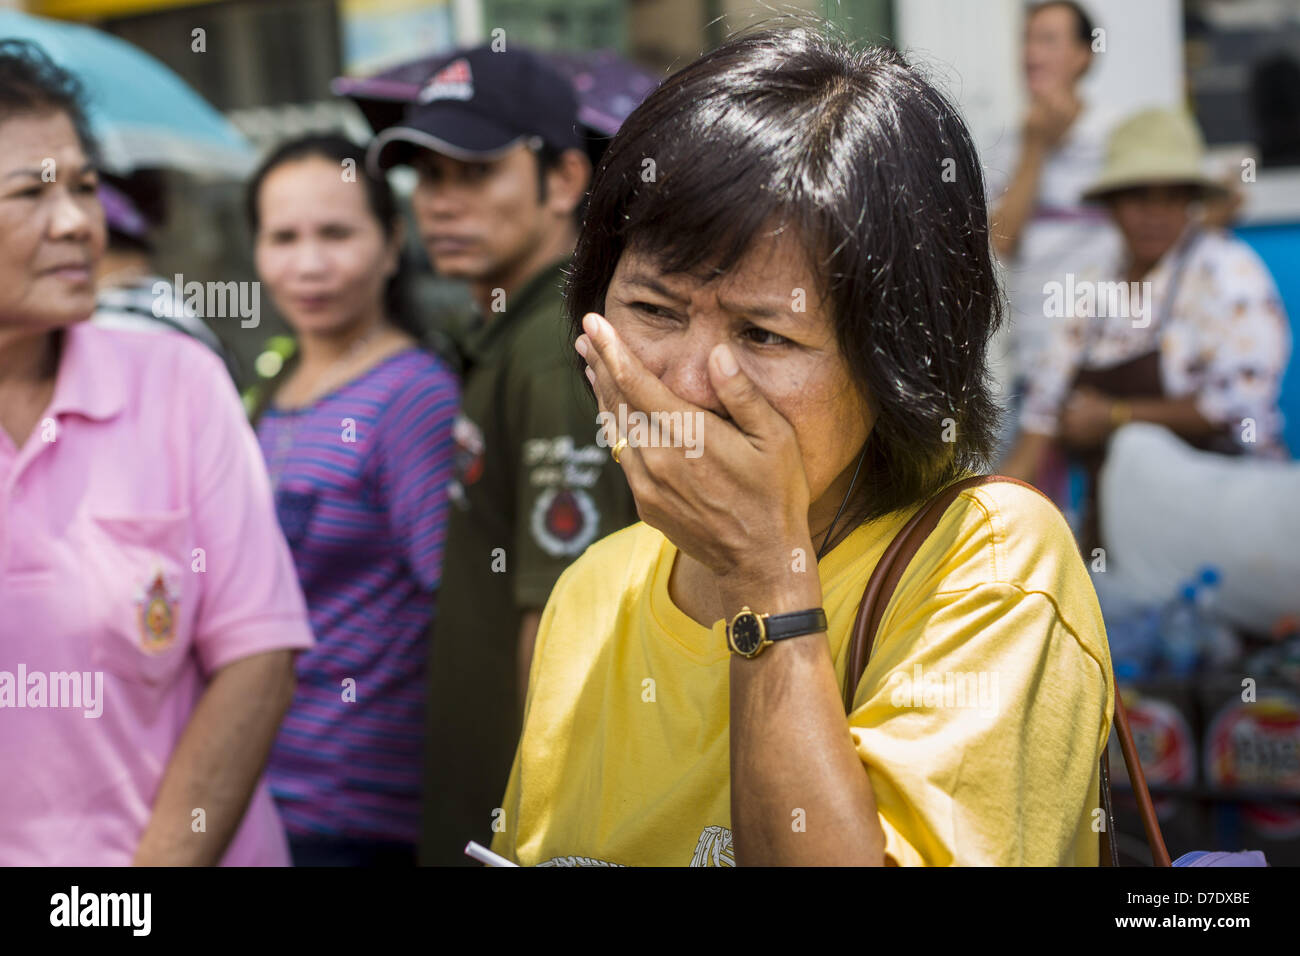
top-left (1082, 107), bottom-right (1229, 203)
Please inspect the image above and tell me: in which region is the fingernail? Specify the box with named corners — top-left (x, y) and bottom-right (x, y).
top-left (585, 366), bottom-right (595, 386)
top-left (715, 345), bottom-right (738, 377)
top-left (575, 336), bottom-right (589, 358)
top-left (582, 313), bottom-right (601, 339)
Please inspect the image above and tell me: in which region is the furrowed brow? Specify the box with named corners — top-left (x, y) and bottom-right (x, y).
top-left (622, 272), bottom-right (690, 303)
top-left (715, 297), bottom-right (785, 319)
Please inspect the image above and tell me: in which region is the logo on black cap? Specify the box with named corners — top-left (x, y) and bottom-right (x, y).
top-left (419, 58), bottom-right (474, 104)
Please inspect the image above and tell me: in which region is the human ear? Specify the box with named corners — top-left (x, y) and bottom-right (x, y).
top-left (547, 148), bottom-right (591, 219)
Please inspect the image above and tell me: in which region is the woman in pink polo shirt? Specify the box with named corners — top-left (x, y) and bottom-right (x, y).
top-left (0, 40), bottom-right (314, 865)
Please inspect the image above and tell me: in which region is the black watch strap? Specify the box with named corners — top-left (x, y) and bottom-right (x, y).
top-left (764, 608), bottom-right (828, 642)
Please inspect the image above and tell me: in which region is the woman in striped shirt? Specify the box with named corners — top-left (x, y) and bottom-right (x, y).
top-left (248, 135), bottom-right (459, 866)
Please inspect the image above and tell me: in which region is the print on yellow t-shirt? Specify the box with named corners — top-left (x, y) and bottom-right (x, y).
top-left (534, 825), bottom-right (734, 867)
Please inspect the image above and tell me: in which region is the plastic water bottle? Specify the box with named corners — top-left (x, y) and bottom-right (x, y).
top-left (1093, 572), bottom-right (1159, 680)
top-left (1195, 566), bottom-right (1240, 669)
top-left (1160, 581), bottom-right (1202, 677)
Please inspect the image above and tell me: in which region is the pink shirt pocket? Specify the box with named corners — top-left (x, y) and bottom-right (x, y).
top-left (83, 508), bottom-right (197, 719)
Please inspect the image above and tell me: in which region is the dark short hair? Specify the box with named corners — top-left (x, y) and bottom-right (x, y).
top-left (566, 24), bottom-right (1004, 526)
top-left (0, 38), bottom-right (99, 164)
top-left (1029, 1), bottom-right (1096, 49)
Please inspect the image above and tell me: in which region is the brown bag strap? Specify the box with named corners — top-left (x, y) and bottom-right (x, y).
top-left (840, 473), bottom-right (1172, 866)
top-left (1111, 682), bottom-right (1173, 865)
top-left (841, 474), bottom-right (1010, 707)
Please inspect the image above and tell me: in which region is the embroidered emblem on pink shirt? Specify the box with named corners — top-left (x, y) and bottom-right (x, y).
top-left (136, 568), bottom-right (179, 653)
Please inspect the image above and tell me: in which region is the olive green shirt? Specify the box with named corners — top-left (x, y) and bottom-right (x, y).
top-left (421, 258), bottom-right (636, 865)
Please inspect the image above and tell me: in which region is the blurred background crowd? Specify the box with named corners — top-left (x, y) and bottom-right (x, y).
top-left (1, 0), bottom-right (1298, 867)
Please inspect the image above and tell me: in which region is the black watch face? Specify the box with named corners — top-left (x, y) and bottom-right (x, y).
top-left (731, 613), bottom-right (764, 655)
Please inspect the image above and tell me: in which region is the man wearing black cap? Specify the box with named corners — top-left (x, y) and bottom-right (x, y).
top-left (369, 45), bottom-right (636, 866)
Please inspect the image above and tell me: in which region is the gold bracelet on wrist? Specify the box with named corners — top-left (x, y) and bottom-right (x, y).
top-left (1109, 399), bottom-right (1133, 429)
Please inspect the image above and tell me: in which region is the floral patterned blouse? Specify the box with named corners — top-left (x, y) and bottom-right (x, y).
top-left (1020, 226), bottom-right (1292, 455)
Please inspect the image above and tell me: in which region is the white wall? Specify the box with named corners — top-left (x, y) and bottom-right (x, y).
top-left (894, 0), bottom-right (1024, 158)
top-left (453, 0), bottom-right (485, 45)
top-left (896, 0), bottom-right (1184, 158)
top-left (1077, 0), bottom-right (1183, 114)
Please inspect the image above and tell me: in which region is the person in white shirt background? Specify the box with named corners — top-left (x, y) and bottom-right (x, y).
top-left (986, 1), bottom-right (1123, 479)
top-left (998, 107), bottom-right (1291, 555)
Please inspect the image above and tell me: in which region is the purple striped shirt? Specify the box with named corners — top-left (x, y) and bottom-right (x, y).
top-left (256, 348), bottom-right (458, 844)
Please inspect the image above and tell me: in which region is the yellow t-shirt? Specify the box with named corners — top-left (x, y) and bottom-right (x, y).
top-left (491, 479), bottom-right (1114, 866)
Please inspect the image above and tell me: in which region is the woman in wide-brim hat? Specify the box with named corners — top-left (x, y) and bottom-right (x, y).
top-left (1001, 107), bottom-right (1292, 554)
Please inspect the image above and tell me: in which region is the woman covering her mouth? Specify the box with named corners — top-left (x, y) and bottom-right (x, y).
top-left (489, 24), bottom-right (1114, 867)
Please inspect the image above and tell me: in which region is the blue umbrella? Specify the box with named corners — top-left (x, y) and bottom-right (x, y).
top-left (0, 11), bottom-right (254, 176)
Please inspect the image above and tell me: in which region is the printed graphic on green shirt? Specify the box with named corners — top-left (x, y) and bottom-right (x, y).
top-left (448, 413), bottom-right (485, 508)
top-left (524, 435), bottom-right (607, 556)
